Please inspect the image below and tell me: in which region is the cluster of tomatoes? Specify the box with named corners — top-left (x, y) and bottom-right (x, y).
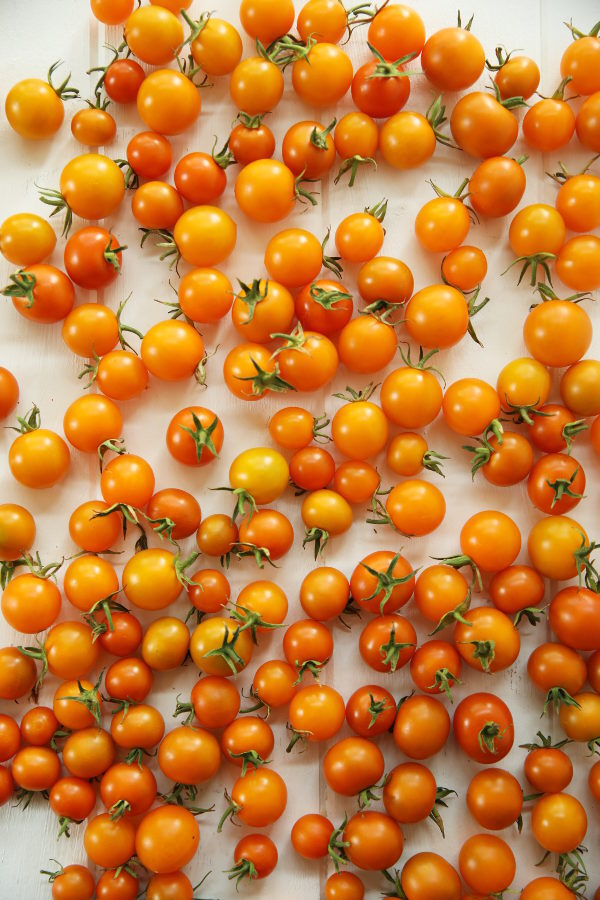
top-left (2, 0), bottom-right (600, 897)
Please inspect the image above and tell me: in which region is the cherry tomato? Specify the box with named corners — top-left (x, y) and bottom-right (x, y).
top-left (228, 768), bottom-right (287, 827)
top-left (400, 852), bottom-right (462, 900)
top-left (549, 586), bottom-right (600, 650)
top-left (528, 515), bottom-right (587, 581)
top-left (146, 489), bottom-right (201, 541)
top-left (104, 59), bottom-right (145, 103)
top-left (233, 278), bottom-right (295, 343)
top-left (288, 684), bottom-right (345, 743)
top-left (71, 106), bottom-right (116, 146)
top-left (345, 684), bottom-right (396, 738)
top-left (351, 55), bottom-right (411, 120)
top-left (291, 813), bottom-right (334, 859)
top-left (351, 551), bottom-right (414, 615)
top-left (531, 792), bottom-right (587, 852)
top-left (283, 119), bottom-right (337, 179)
top-left (469, 155), bottom-right (526, 218)
top-left (5, 264), bottom-right (74, 324)
top-left (232, 833), bottom-right (278, 882)
top-left (527, 641), bottom-right (587, 698)
top-left (509, 204), bottom-right (566, 258)
top-left (239, 0), bottom-right (294, 45)
top-left (381, 365), bottom-right (443, 429)
top-left (0, 647), bottom-right (37, 700)
top-left (556, 172), bottom-right (600, 232)
top-left (132, 182), bottom-right (183, 230)
top-left (292, 43), bottom-right (353, 107)
top-left (556, 234), bottom-right (600, 291)
top-left (189, 675), bottom-right (240, 729)
top-left (495, 54), bottom-right (540, 99)
top-left (385, 480), bottom-right (446, 536)
top-left (460, 510), bottom-right (521, 572)
top-left (523, 97), bottom-right (575, 152)
top-left (196, 513), bottom-right (238, 556)
top-left (298, 0), bottom-right (348, 44)
top-left (453, 692), bottom-right (514, 763)
top-left (230, 57), bottom-right (284, 115)
top-left (368, 4), bottom-right (425, 59)
top-left (5, 66), bottom-right (70, 140)
top-left (59, 154), bottom-right (125, 222)
top-left (405, 285), bottom-right (468, 347)
top-left (166, 406), bottom-right (223, 467)
top-left (190, 616), bottom-right (253, 677)
top-left (63, 394), bottom-right (122, 453)
top-left (47, 865), bottom-right (95, 900)
top-left (174, 152), bottom-right (228, 205)
top-left (393, 695), bottom-right (450, 759)
top-left (122, 549), bottom-right (186, 611)
top-left (421, 22), bottom-right (485, 91)
top-left (524, 746), bottom-right (573, 794)
top-left (442, 378), bottom-right (500, 435)
top-left (338, 316), bottom-right (397, 373)
top-left (0, 715), bottom-right (20, 762)
top-left (451, 92), bottom-right (518, 158)
top-left (189, 17), bottom-right (243, 76)
top-left (0, 213), bottom-right (56, 266)
top-left (141, 320), bottom-right (205, 382)
top-left (235, 160), bottom-right (296, 223)
top-left (527, 452), bottom-right (585, 514)
top-left (221, 716), bottom-right (274, 767)
top-left (325, 872), bottom-right (365, 900)
top-left (383, 763), bottom-right (437, 824)
top-left (561, 358), bottom-right (600, 416)
top-left (458, 833), bottom-right (516, 895)
top-left (379, 111), bottom-right (437, 170)
top-left (333, 461), bottom-right (380, 505)
top-left (91, 0), bottom-right (133, 24)
top-left (101, 453), bottom-right (155, 508)
top-left (442, 245), bottom-right (487, 291)
top-left (20, 706), bottom-right (59, 746)
top-left (2, 572), bottom-right (61, 633)
top-left (124, 6), bottom-right (183, 65)
top-left (9, 421), bottom-right (70, 488)
top-left (137, 69), bottom-right (201, 135)
top-left (324, 737), bottom-right (384, 797)
top-left (158, 725), bottom-right (220, 785)
top-left (343, 811), bottom-right (404, 871)
top-left (12, 745), bottom-right (61, 791)
top-left (252, 660), bottom-right (298, 710)
top-left (0, 503), bottom-right (35, 560)
top-left (409, 640), bottom-right (462, 698)
top-left (126, 131), bottom-right (172, 179)
top-left (466, 768), bottom-right (523, 830)
top-left (489, 565), bottom-right (545, 615)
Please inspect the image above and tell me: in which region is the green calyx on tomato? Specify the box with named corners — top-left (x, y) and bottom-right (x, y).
top-left (378, 623), bottom-right (415, 672)
top-left (1, 271), bottom-right (38, 308)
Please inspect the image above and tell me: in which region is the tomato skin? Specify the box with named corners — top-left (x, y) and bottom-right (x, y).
top-left (415, 201), bottom-right (471, 254)
top-left (233, 834), bottom-right (278, 881)
top-left (166, 406), bottom-right (223, 467)
top-left (0, 503), bottom-right (35, 561)
top-left (127, 132), bottom-right (172, 179)
top-left (20, 706), bottom-right (59, 746)
top-left (325, 872), bottom-right (365, 900)
top-left (549, 586), bottom-right (600, 650)
top-left (136, 805), bottom-right (199, 874)
top-left (495, 55), bottom-right (540, 100)
top-left (409, 641), bottom-right (462, 697)
top-left (323, 736), bottom-right (384, 797)
top-left (381, 366), bottom-right (443, 429)
top-left (61, 304), bottom-right (120, 358)
top-left (469, 156), bottom-right (526, 218)
top-left (524, 746), bottom-right (573, 794)
top-left (561, 34), bottom-right (600, 95)
top-left (589, 760), bottom-right (600, 801)
top-left (146, 489), bottom-right (201, 541)
top-left (104, 59), bottom-right (145, 103)
top-left (576, 91), bottom-right (600, 151)
top-left (522, 98), bottom-right (575, 152)
top-left (460, 510), bottom-right (521, 573)
top-left (528, 515), bottom-right (588, 581)
top-left (332, 401), bottom-right (388, 461)
top-left (11, 745), bottom-right (61, 791)
top-left (343, 811), bottom-right (404, 871)
top-left (421, 26), bottom-right (485, 91)
top-left (386, 480), bottom-right (446, 536)
top-left (556, 173), bottom-right (600, 232)
top-left (5, 76), bottom-right (65, 140)
top-left (137, 69), bottom-right (201, 135)
top-left (190, 676), bottom-right (240, 729)
top-left (132, 182), bottom-right (183, 230)
top-left (379, 111), bottom-right (436, 169)
top-left (450, 92), bottom-right (518, 158)
top-left (351, 551), bottom-right (414, 615)
top-left (0, 715), bottom-right (20, 762)
top-left (466, 768), bottom-right (523, 830)
top-left (489, 565), bottom-right (545, 615)
top-left (190, 17), bottom-right (243, 76)
top-left (442, 245), bottom-right (487, 291)
top-left (124, 6), bottom-right (183, 65)
top-left (0, 213), bottom-right (56, 266)
top-left (221, 716), bottom-right (274, 767)
top-left (400, 852), bottom-right (462, 900)
top-left (49, 865), bottom-right (95, 900)
top-left (95, 869), bottom-right (138, 900)
top-left (527, 452), bottom-right (585, 515)
top-left (351, 60), bottom-right (411, 119)
top-left (174, 152), bottom-right (227, 205)
top-left (235, 160), bottom-right (295, 223)
top-left (382, 763), bottom-right (437, 824)
top-left (459, 834), bottom-right (516, 895)
top-left (561, 358), bottom-right (600, 416)
top-left (239, 0), bottom-right (294, 45)
top-left (345, 684), bottom-right (396, 737)
top-left (509, 204), bottom-right (566, 257)
top-left (292, 43), bottom-right (353, 107)
top-left (230, 768), bottom-right (287, 826)
top-left (97, 612), bottom-right (142, 658)
top-left (521, 877), bottom-right (575, 900)
top-left (190, 616), bottom-right (253, 677)
top-left (556, 234), bottom-right (600, 291)
top-left (105, 657), bottom-right (153, 703)
top-left (531, 792), bottom-right (587, 853)
top-left (298, 0), bottom-right (347, 44)
top-left (173, 205), bottom-right (237, 267)
top-left (54, 679), bottom-right (101, 730)
top-left (405, 284), bottom-right (468, 347)
top-left (289, 684), bottom-right (345, 742)
top-left (368, 4), bottom-right (425, 59)
top-left (0, 647), bottom-right (37, 700)
top-left (336, 211), bottom-right (384, 262)
top-left (264, 229), bottom-right (323, 289)
top-left (524, 299), bottom-right (592, 367)
top-left (455, 607), bottom-right (520, 673)
top-left (282, 120), bottom-right (336, 179)
top-left (9, 427), bottom-right (70, 489)
top-left (71, 107), bottom-right (116, 146)
top-left (290, 447), bottom-right (335, 491)
top-left (233, 279), bottom-right (295, 343)
top-left (237, 581), bottom-right (288, 631)
top-left (63, 394), bottom-right (123, 453)
top-left (527, 641), bottom-right (587, 697)
top-left (291, 813), bottom-right (334, 859)
top-left (141, 320), bottom-right (205, 382)
top-left (252, 659), bottom-right (298, 709)
top-left (333, 461), bottom-right (380, 505)
top-left (2, 573), bottom-right (61, 633)
top-left (393, 695), bottom-right (450, 759)
top-left (49, 776), bottom-right (96, 823)
top-left (300, 567), bottom-right (349, 621)
top-left (158, 725), bottom-right (220, 784)
top-left (196, 513), bottom-right (238, 556)
top-left (8, 263), bottom-right (74, 324)
top-left (123, 549), bottom-right (184, 611)
top-left (295, 279), bottom-right (353, 335)
top-left (101, 454), bottom-right (155, 508)
top-left (442, 378), bottom-right (500, 433)
top-left (178, 267), bottom-right (233, 324)
top-left (334, 112), bottom-right (379, 163)
top-left (453, 692), bottom-right (514, 763)
top-left (560, 692), bottom-right (600, 743)
top-left (357, 256), bottom-right (413, 304)
top-left (60, 154), bottom-right (125, 221)
top-left (230, 57), bottom-right (284, 115)
top-left (338, 316), bottom-right (396, 373)
top-left (91, 0), bottom-right (134, 24)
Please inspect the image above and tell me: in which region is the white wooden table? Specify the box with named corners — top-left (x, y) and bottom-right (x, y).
top-left (0, 0), bottom-right (599, 896)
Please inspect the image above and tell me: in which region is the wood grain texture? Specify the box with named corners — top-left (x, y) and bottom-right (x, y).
top-left (0, 0), bottom-right (599, 896)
